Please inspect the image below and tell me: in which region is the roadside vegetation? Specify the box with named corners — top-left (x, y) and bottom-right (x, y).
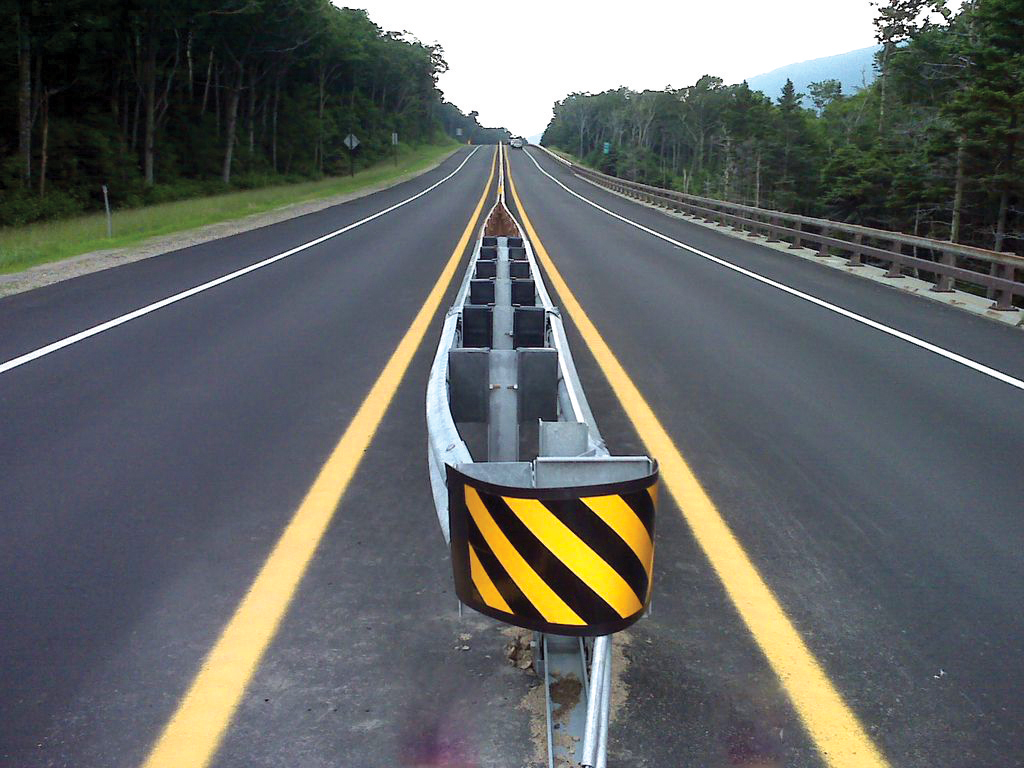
top-left (541, 0), bottom-right (1022, 255)
top-left (1, 0), bottom-right (509, 234)
top-left (0, 141), bottom-right (456, 274)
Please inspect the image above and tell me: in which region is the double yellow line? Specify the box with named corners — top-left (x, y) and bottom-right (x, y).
top-left (145, 141), bottom-right (889, 768)
top-left (142, 147), bottom-right (498, 768)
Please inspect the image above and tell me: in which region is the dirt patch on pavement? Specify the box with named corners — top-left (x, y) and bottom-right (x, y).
top-left (505, 627), bottom-right (634, 767)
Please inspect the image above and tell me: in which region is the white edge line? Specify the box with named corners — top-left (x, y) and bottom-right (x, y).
top-left (523, 146), bottom-right (1024, 393)
top-left (0, 147), bottom-right (481, 376)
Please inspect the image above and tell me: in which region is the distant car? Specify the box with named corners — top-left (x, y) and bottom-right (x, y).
top-left (510, 137), bottom-right (524, 149)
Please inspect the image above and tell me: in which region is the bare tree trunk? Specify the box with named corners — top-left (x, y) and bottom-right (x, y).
top-left (878, 43), bottom-right (891, 135)
top-left (121, 81), bottom-right (130, 142)
top-left (110, 70), bottom-right (120, 122)
top-left (316, 65), bottom-right (326, 174)
top-left (17, 6), bottom-right (32, 184)
top-left (130, 85), bottom-right (141, 151)
top-left (215, 63), bottom-right (222, 134)
top-left (950, 132), bottom-right (965, 242)
top-left (222, 61), bottom-right (243, 184)
top-left (754, 150), bottom-right (762, 208)
top-left (247, 64), bottom-right (256, 155)
top-left (201, 50), bottom-right (213, 115)
top-left (259, 85), bottom-right (268, 144)
top-left (271, 68), bottom-right (282, 172)
top-left (186, 30), bottom-right (194, 101)
top-left (143, 38), bottom-right (156, 186)
top-left (994, 192), bottom-right (1009, 252)
top-left (38, 90), bottom-right (49, 196)
top-left (994, 115), bottom-right (1016, 252)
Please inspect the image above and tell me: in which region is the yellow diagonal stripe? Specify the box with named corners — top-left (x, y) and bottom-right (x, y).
top-left (503, 497), bottom-right (643, 618)
top-left (581, 494), bottom-right (654, 579)
top-left (468, 547), bottom-right (512, 613)
top-left (141, 147), bottom-right (498, 768)
top-left (465, 487), bottom-right (585, 625)
top-left (506, 152), bottom-right (890, 768)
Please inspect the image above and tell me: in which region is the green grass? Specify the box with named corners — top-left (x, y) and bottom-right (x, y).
top-left (0, 141), bottom-right (459, 275)
top-left (546, 146), bottom-right (578, 163)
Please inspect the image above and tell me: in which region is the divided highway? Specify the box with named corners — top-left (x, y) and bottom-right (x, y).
top-left (1, 141), bottom-right (1021, 768)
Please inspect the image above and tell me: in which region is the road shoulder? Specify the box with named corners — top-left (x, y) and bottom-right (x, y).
top-left (0, 148), bottom-right (460, 299)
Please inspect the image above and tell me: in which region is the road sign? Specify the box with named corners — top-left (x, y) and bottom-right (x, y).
top-left (603, 142), bottom-right (611, 155)
top-left (343, 133), bottom-right (360, 150)
top-left (455, 127), bottom-right (463, 137)
top-left (391, 132), bottom-right (399, 145)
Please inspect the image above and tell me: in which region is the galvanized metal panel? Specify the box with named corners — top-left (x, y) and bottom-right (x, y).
top-left (470, 279), bottom-right (495, 305)
top-left (488, 349), bottom-right (519, 462)
top-left (462, 305), bottom-right (493, 348)
top-left (518, 348), bottom-right (558, 423)
top-left (514, 306), bottom-right (546, 348)
top-left (534, 456), bottom-right (654, 488)
top-left (512, 279), bottom-right (536, 306)
top-left (449, 348), bottom-right (490, 422)
top-left (538, 421), bottom-right (589, 458)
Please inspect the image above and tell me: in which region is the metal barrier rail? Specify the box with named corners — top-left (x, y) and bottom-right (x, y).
top-left (548, 152), bottom-right (1024, 311)
top-left (426, 145), bottom-right (658, 768)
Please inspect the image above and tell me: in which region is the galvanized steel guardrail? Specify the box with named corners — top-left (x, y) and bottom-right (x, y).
top-left (427, 145), bottom-right (658, 768)
top-left (550, 152), bottom-right (1024, 311)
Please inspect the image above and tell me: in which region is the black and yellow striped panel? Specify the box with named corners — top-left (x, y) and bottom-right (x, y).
top-left (447, 465), bottom-right (658, 636)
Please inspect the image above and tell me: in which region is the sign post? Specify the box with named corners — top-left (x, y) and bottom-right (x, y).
top-left (392, 131), bottom-right (399, 167)
top-left (343, 133), bottom-right (360, 177)
top-left (101, 184), bottom-right (112, 238)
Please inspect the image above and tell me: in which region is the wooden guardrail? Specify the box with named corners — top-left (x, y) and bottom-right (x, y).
top-left (562, 159), bottom-right (1024, 311)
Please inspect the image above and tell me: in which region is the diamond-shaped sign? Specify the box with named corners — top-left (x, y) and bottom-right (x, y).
top-left (343, 133), bottom-right (360, 150)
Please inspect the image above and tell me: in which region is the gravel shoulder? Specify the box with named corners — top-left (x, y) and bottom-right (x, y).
top-left (0, 148), bottom-right (458, 299)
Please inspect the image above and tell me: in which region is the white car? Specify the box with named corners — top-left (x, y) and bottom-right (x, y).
top-left (510, 137), bottom-right (524, 149)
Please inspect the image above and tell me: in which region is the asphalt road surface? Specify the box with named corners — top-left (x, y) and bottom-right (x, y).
top-left (1, 142), bottom-right (1021, 768)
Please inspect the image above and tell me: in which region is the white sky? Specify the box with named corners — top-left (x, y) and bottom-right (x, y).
top-left (345, 1), bottom-right (883, 139)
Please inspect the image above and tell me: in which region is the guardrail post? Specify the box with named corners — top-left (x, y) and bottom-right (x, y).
top-left (884, 242), bottom-right (905, 278)
top-left (788, 222), bottom-right (803, 249)
top-left (985, 262), bottom-right (997, 300)
top-left (747, 215), bottom-right (762, 238)
top-left (990, 258), bottom-right (1019, 311)
top-left (767, 217), bottom-right (780, 243)
top-left (846, 233), bottom-right (863, 266)
top-left (930, 249), bottom-right (956, 292)
top-left (817, 228), bottom-right (830, 257)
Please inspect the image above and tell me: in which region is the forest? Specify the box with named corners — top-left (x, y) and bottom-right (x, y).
top-left (541, 0), bottom-right (1022, 255)
top-left (0, 0), bottom-right (507, 227)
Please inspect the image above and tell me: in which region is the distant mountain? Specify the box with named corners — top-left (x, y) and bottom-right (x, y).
top-left (744, 45), bottom-right (880, 105)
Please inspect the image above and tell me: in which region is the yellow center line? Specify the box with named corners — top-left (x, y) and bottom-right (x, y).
top-left (141, 146), bottom-right (498, 768)
top-left (505, 153), bottom-right (890, 768)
